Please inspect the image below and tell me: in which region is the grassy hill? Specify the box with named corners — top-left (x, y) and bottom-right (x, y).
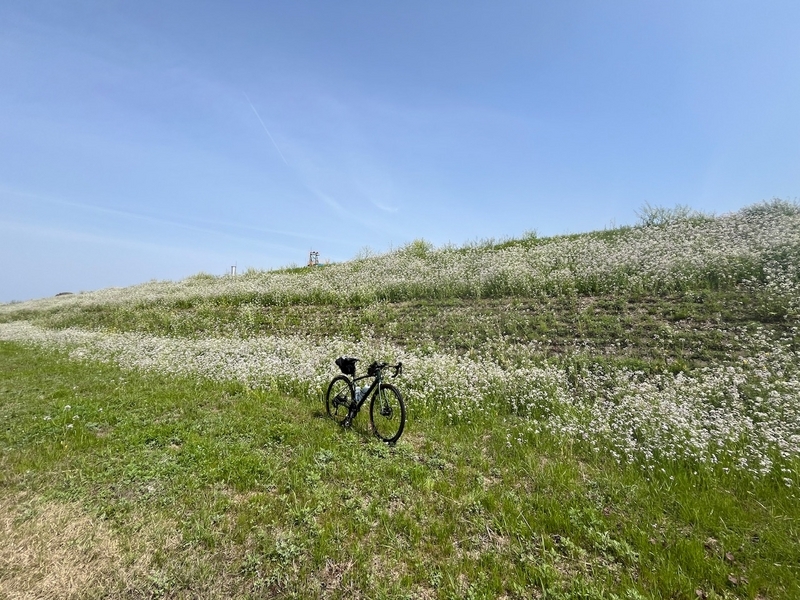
top-left (1, 200), bottom-right (799, 599)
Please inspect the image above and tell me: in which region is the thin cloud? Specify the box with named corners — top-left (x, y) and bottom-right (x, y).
top-left (0, 187), bottom-right (341, 246)
top-left (243, 92), bottom-right (290, 167)
top-left (0, 218), bottom-right (197, 255)
top-left (368, 198), bottom-right (399, 213)
top-left (241, 96), bottom-right (366, 219)
top-left (307, 186), bottom-right (344, 213)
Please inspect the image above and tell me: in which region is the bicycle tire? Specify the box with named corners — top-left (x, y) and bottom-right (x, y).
top-left (326, 375), bottom-right (354, 425)
top-left (369, 383), bottom-right (406, 443)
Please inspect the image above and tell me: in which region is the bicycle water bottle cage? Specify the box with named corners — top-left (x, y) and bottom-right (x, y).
top-left (335, 356), bottom-right (359, 376)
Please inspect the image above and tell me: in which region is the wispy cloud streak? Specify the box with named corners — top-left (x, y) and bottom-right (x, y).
top-left (243, 92), bottom-right (290, 167)
top-left (0, 188), bottom-right (320, 250)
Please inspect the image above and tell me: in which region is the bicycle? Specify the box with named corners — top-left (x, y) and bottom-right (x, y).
top-left (325, 356), bottom-right (406, 444)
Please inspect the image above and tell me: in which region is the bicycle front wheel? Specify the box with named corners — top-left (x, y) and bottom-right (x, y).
top-left (369, 383), bottom-right (406, 443)
top-left (326, 375), bottom-right (354, 424)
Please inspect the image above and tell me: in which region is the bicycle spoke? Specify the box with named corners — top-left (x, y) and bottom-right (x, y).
top-left (370, 383), bottom-right (406, 443)
top-left (326, 375), bottom-right (353, 425)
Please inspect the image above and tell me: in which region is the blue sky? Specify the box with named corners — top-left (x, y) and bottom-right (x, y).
top-left (1, 1), bottom-right (798, 302)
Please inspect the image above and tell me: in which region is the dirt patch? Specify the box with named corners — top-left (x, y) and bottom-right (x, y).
top-left (0, 494), bottom-right (123, 599)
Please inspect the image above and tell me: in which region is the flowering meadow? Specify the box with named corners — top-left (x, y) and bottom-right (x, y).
top-left (2, 200), bottom-right (799, 482)
top-left (1, 319), bottom-right (798, 482)
top-left (2, 200), bottom-right (799, 313)
top-left (2, 200), bottom-right (800, 598)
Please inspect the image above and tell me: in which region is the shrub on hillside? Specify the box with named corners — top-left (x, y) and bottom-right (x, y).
top-left (635, 202), bottom-right (713, 227)
top-left (740, 197), bottom-right (800, 218)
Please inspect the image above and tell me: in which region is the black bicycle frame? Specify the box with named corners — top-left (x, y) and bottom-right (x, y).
top-left (350, 369), bottom-right (384, 413)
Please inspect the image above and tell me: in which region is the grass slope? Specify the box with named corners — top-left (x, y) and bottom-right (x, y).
top-left (1, 343), bottom-right (797, 599)
top-left (1, 201), bottom-right (799, 598)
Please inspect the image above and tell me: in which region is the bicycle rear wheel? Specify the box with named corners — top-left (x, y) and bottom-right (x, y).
top-left (369, 383), bottom-right (405, 443)
top-left (326, 375), bottom-right (354, 425)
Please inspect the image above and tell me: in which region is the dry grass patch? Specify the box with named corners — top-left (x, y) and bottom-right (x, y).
top-left (313, 558), bottom-right (355, 598)
top-left (0, 494), bottom-right (123, 600)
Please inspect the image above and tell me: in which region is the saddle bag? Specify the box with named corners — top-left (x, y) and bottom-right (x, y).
top-left (335, 356), bottom-right (359, 376)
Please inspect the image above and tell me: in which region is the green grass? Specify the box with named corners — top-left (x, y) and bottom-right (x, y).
top-left (2, 203), bottom-right (799, 597)
top-left (16, 289), bottom-right (797, 374)
top-left (2, 341), bottom-right (797, 599)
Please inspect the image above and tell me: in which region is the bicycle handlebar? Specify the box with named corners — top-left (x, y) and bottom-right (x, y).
top-left (344, 357), bottom-right (403, 379)
top-left (374, 361), bottom-right (403, 378)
